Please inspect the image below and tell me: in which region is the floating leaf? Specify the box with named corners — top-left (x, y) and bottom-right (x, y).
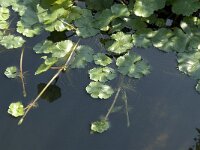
top-left (111, 4), bottom-right (130, 17)
top-left (133, 0), bottom-right (166, 17)
top-left (0, 7), bottom-right (9, 21)
top-left (89, 67), bottom-right (117, 82)
top-left (34, 40), bottom-right (74, 74)
top-left (91, 119), bottom-right (110, 133)
top-left (35, 57), bottom-right (58, 75)
top-left (33, 40), bottom-right (55, 54)
top-left (4, 66), bottom-right (18, 78)
top-left (171, 0), bottom-right (200, 16)
top-left (108, 32), bottom-right (133, 54)
top-left (132, 29), bottom-right (153, 48)
top-left (8, 102), bottom-right (24, 117)
top-left (93, 53), bottom-right (112, 66)
top-left (116, 51), bottom-right (150, 78)
top-left (86, 82), bottom-right (114, 99)
top-left (74, 9), bottom-right (99, 38)
top-left (94, 9), bottom-right (114, 30)
top-left (71, 45), bottom-right (94, 68)
top-left (177, 51), bottom-right (200, 79)
top-left (0, 35), bottom-right (25, 49)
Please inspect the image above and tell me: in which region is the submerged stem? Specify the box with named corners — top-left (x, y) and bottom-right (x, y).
top-left (105, 87), bottom-right (121, 120)
top-left (19, 47), bottom-right (26, 97)
top-left (18, 41), bottom-right (79, 125)
top-left (123, 91), bottom-right (130, 127)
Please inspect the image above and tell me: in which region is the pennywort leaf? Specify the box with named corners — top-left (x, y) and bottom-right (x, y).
top-left (8, 102), bottom-right (25, 117)
top-left (4, 66), bottom-right (19, 78)
top-left (91, 119), bottom-right (110, 133)
top-left (86, 82), bottom-right (114, 99)
top-left (89, 67), bottom-right (117, 82)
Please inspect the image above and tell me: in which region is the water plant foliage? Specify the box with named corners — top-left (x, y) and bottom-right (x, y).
top-left (0, 0), bottom-right (200, 133)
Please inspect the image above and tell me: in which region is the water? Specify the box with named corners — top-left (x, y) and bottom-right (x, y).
top-left (0, 33), bottom-right (200, 150)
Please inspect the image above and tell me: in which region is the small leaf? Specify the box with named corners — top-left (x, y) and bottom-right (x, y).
top-left (4, 66), bottom-right (18, 78)
top-left (93, 53), bottom-right (112, 66)
top-left (89, 67), bottom-right (117, 82)
top-left (8, 102), bottom-right (24, 117)
top-left (91, 119), bottom-right (110, 133)
top-left (86, 82), bottom-right (114, 99)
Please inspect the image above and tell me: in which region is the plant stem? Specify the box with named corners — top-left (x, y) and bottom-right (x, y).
top-left (123, 91), bottom-right (130, 127)
top-left (19, 47), bottom-right (26, 97)
top-left (18, 41), bottom-right (79, 125)
top-left (105, 87), bottom-right (121, 120)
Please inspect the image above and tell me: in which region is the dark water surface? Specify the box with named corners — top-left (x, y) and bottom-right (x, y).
top-left (0, 33), bottom-right (200, 150)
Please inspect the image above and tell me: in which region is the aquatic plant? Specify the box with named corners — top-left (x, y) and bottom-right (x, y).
top-left (0, 0), bottom-right (199, 133)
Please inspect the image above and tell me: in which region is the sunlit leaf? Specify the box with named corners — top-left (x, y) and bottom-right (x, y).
top-left (89, 67), bottom-right (117, 82)
top-left (0, 7), bottom-right (9, 21)
top-left (111, 4), bottom-right (130, 18)
top-left (108, 32), bottom-right (133, 54)
top-left (93, 53), bottom-right (112, 66)
top-left (91, 119), bottom-right (110, 133)
top-left (8, 102), bottom-right (24, 117)
top-left (177, 51), bottom-right (200, 79)
top-left (133, 0), bottom-right (166, 17)
top-left (4, 66), bottom-right (18, 78)
top-left (0, 35), bottom-right (25, 49)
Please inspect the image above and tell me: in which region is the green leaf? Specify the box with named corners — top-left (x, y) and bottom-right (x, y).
top-left (116, 51), bottom-right (150, 78)
top-left (93, 53), bottom-right (112, 66)
top-left (35, 57), bottom-right (58, 75)
top-left (33, 40), bottom-right (55, 54)
top-left (177, 51), bottom-right (200, 79)
top-left (108, 32), bottom-right (133, 54)
top-left (133, 0), bottom-right (166, 17)
top-left (91, 119), bottom-right (110, 133)
top-left (94, 9), bottom-right (114, 30)
top-left (71, 45), bottom-right (94, 68)
top-left (8, 102), bottom-right (24, 117)
top-left (0, 35), bottom-right (25, 49)
top-left (171, 0), bottom-right (200, 16)
top-left (74, 9), bottom-right (99, 38)
top-left (151, 28), bottom-right (175, 52)
top-left (89, 67), bottom-right (117, 82)
top-left (86, 82), bottom-right (114, 99)
top-left (4, 66), bottom-right (18, 78)
top-left (52, 40), bottom-right (74, 58)
top-left (111, 4), bottom-right (130, 17)
top-left (132, 29), bottom-right (154, 48)
top-left (0, 7), bottom-right (9, 21)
